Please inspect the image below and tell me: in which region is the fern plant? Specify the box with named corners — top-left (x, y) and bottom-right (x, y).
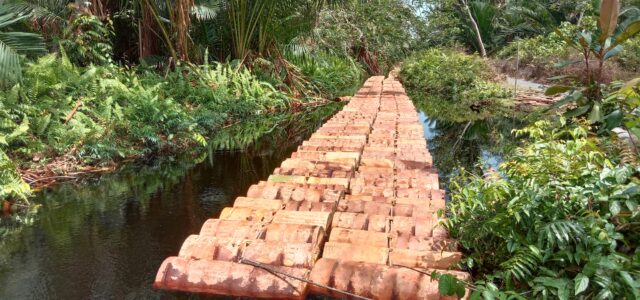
top-left (0, 114), bottom-right (31, 203)
top-left (59, 12), bottom-right (114, 66)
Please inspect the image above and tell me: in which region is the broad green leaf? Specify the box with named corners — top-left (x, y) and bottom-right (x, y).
top-left (564, 105), bottom-right (591, 118)
top-left (595, 289), bottom-right (613, 300)
top-left (619, 271), bottom-right (640, 298)
top-left (589, 102), bottom-right (602, 123)
top-left (574, 273), bottom-right (589, 295)
top-left (579, 32), bottom-right (592, 48)
top-left (545, 85), bottom-right (572, 96)
top-left (626, 200), bottom-right (638, 211)
top-left (455, 282), bottom-right (466, 298)
top-left (604, 45), bottom-right (622, 60)
top-left (603, 109), bottom-right (623, 129)
top-left (614, 20), bottom-right (640, 47)
top-left (482, 290), bottom-right (495, 300)
top-left (623, 185), bottom-right (640, 196)
top-left (470, 290), bottom-right (483, 300)
top-left (437, 274), bottom-right (467, 297)
top-left (611, 200), bottom-right (621, 215)
top-left (438, 274), bottom-right (454, 295)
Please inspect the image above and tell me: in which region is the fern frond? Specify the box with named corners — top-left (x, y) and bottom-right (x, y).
top-left (539, 220), bottom-right (585, 248)
top-left (500, 245), bottom-right (542, 281)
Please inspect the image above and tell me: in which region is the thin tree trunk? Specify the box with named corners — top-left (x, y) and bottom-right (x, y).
top-left (461, 0), bottom-right (486, 57)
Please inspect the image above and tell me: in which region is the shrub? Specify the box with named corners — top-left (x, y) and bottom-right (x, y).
top-left (400, 48), bottom-right (512, 122)
top-left (617, 36), bottom-right (640, 73)
top-left (444, 120), bottom-right (640, 299)
top-left (289, 52), bottom-right (365, 99)
top-left (60, 13), bottom-right (114, 66)
top-left (496, 22), bottom-right (575, 65)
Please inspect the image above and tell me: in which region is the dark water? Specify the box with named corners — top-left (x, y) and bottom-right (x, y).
top-left (0, 151), bottom-right (303, 299)
top-left (0, 100), bottom-right (521, 300)
top-left (0, 105), bottom-right (340, 300)
top-left (417, 107), bottom-right (524, 186)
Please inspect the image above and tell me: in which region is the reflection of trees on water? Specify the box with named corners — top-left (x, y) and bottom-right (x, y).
top-left (29, 102), bottom-right (344, 239)
top-left (0, 103), bottom-right (343, 299)
top-left (428, 120), bottom-right (485, 177)
top-left (422, 107), bottom-right (524, 183)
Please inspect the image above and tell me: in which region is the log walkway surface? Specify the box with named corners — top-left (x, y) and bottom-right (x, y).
top-left (154, 75), bottom-right (470, 299)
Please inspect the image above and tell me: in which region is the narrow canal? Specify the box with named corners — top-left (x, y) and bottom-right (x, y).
top-left (0, 99), bottom-right (521, 299)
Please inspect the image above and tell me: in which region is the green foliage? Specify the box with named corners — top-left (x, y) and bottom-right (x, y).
top-left (444, 120), bottom-right (640, 299)
top-left (0, 150), bottom-right (30, 202)
top-left (287, 51), bottom-right (365, 99)
top-left (617, 35), bottom-right (640, 72)
top-left (0, 3), bottom-right (46, 86)
top-left (497, 22), bottom-right (576, 64)
top-left (433, 273), bottom-right (467, 298)
top-left (0, 52), bottom-right (297, 203)
top-left (209, 102), bottom-right (342, 151)
top-left (0, 104), bottom-right (31, 202)
top-left (422, 0), bottom-right (595, 55)
top-left (313, 0), bottom-right (428, 74)
top-left (60, 13), bottom-right (114, 66)
top-left (400, 48), bottom-right (512, 122)
top-left (546, 1), bottom-right (640, 120)
top-left (603, 77), bottom-right (640, 144)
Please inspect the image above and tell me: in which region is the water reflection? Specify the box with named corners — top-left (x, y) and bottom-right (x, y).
top-left (0, 104), bottom-right (341, 300)
top-left (0, 98), bottom-right (521, 299)
top-left (417, 104), bottom-right (524, 186)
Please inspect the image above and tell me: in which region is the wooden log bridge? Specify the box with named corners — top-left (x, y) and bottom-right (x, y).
top-left (154, 75), bottom-right (470, 299)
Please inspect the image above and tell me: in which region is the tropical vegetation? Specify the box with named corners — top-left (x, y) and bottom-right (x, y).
top-left (400, 48), bottom-right (512, 122)
top-left (1, 0), bottom-right (639, 298)
top-left (401, 1), bottom-right (640, 299)
top-left (0, 0), bottom-right (428, 208)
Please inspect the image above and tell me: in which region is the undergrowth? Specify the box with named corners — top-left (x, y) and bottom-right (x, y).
top-left (443, 120), bottom-right (640, 299)
top-left (399, 48), bottom-right (512, 122)
top-left (0, 51), bottom-right (332, 207)
top-left (0, 53), bottom-right (293, 166)
top-left (287, 52), bottom-right (366, 99)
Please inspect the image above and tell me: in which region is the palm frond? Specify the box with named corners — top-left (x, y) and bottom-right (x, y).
top-left (192, 0), bottom-right (221, 20)
top-left (0, 40), bottom-right (22, 85)
top-left (3, 0), bottom-right (68, 24)
top-left (0, 4), bottom-right (46, 86)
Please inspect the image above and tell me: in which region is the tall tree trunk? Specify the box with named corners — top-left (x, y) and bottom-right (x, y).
top-left (461, 0), bottom-right (486, 57)
top-left (90, 0), bottom-right (107, 19)
top-left (139, 4), bottom-right (160, 59)
top-left (174, 0), bottom-right (193, 61)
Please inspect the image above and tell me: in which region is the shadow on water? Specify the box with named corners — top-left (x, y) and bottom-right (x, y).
top-left (414, 97), bottom-right (526, 188)
top-left (0, 103), bottom-right (342, 300)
